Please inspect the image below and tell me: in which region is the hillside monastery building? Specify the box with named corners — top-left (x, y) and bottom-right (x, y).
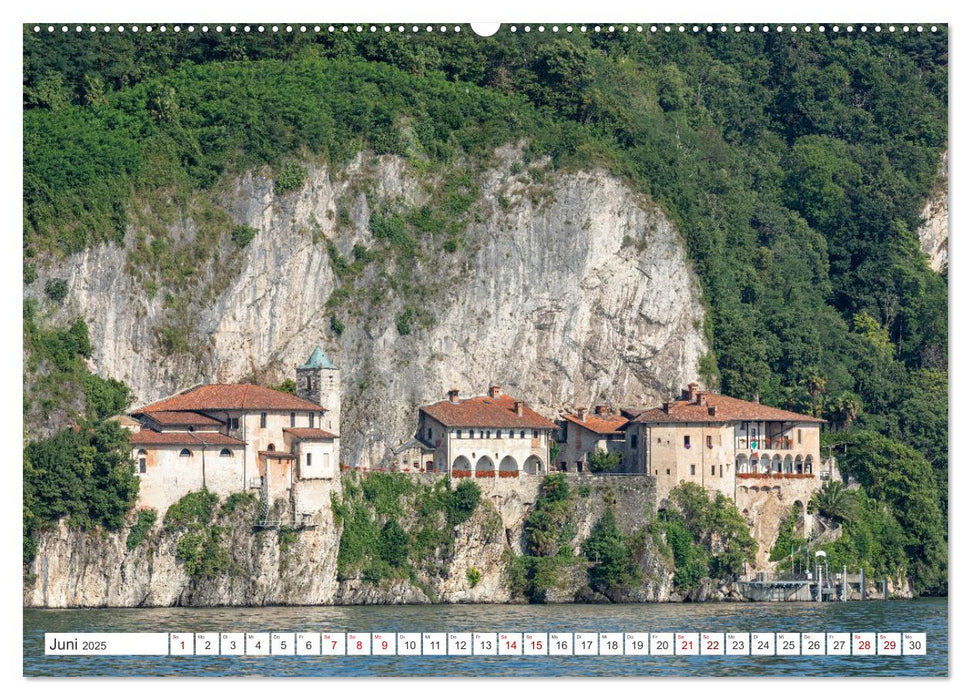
top-left (396, 386), bottom-right (557, 477)
top-left (127, 347), bottom-right (341, 520)
top-left (623, 383), bottom-right (825, 501)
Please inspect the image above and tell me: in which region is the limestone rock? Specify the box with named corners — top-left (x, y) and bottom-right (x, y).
top-left (27, 148), bottom-right (707, 462)
top-left (918, 151), bottom-right (948, 274)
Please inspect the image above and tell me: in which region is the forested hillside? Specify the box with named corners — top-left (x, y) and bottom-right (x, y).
top-left (23, 26), bottom-right (947, 592)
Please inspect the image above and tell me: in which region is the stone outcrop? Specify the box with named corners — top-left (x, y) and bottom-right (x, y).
top-left (27, 146), bottom-right (707, 463)
top-left (918, 151), bottom-right (948, 273)
top-left (24, 474), bottom-right (676, 608)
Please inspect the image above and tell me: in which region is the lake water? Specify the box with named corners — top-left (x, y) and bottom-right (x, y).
top-left (23, 598), bottom-right (947, 677)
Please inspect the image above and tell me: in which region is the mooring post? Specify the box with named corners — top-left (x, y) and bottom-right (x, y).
top-left (842, 564), bottom-right (848, 602)
top-left (860, 567), bottom-right (866, 601)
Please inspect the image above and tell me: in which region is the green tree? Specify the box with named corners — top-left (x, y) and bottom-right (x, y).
top-left (587, 449), bottom-right (621, 473)
top-left (582, 509), bottom-right (638, 591)
top-left (809, 480), bottom-right (856, 523)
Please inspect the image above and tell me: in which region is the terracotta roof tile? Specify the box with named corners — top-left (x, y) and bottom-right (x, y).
top-left (136, 384), bottom-right (324, 413)
top-left (421, 393), bottom-right (556, 430)
top-left (562, 412), bottom-right (630, 435)
top-left (141, 411), bottom-right (223, 427)
top-left (283, 427), bottom-right (339, 440)
top-left (632, 392), bottom-right (825, 424)
top-left (130, 430), bottom-right (246, 447)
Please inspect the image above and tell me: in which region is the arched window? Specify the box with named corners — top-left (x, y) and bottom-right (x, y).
top-left (137, 449), bottom-right (147, 474)
top-left (179, 449), bottom-right (192, 458)
top-left (219, 448), bottom-right (233, 457)
top-left (267, 443), bottom-right (276, 452)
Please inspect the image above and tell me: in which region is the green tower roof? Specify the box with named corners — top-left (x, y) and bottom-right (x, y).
top-left (297, 346), bottom-right (337, 370)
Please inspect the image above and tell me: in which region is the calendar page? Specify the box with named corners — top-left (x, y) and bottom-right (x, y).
top-left (20, 8), bottom-right (949, 682)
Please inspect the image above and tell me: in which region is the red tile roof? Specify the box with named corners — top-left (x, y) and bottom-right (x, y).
top-left (141, 411), bottom-right (223, 427)
top-left (562, 412), bottom-right (630, 435)
top-left (421, 393), bottom-right (556, 430)
top-left (284, 428), bottom-right (339, 440)
top-left (130, 430), bottom-right (246, 447)
top-left (136, 384), bottom-right (324, 413)
top-left (632, 392), bottom-right (825, 424)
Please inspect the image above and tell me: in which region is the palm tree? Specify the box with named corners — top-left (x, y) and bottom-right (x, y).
top-left (828, 392), bottom-right (862, 431)
top-left (804, 372), bottom-right (828, 417)
top-left (809, 481), bottom-right (856, 523)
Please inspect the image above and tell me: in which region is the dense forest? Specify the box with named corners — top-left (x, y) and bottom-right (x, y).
top-left (22, 26), bottom-right (947, 593)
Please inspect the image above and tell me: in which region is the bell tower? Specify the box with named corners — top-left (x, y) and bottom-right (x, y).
top-left (296, 346), bottom-right (341, 434)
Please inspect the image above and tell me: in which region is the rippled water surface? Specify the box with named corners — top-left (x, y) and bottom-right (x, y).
top-left (24, 598), bottom-right (947, 677)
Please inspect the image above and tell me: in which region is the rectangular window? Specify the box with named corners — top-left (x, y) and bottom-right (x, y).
top-left (230, 417), bottom-right (239, 430)
top-left (520, 430), bottom-right (526, 439)
top-left (684, 435), bottom-right (691, 449)
top-left (711, 465), bottom-right (715, 476)
top-left (260, 412), bottom-right (267, 428)
top-left (309, 413), bottom-right (315, 428)
top-left (690, 465), bottom-right (696, 475)
top-left (427, 427), bottom-right (433, 440)
top-left (290, 412), bottom-right (296, 428)
top-left (666, 469), bottom-right (670, 475)
top-left (798, 429), bottom-right (802, 444)
top-left (533, 430), bottom-right (539, 439)
top-left (138, 457), bottom-right (146, 474)
top-left (306, 453), bottom-right (312, 465)
top-left (706, 435), bottom-right (713, 449)
top-left (719, 465), bottom-right (723, 478)
top-left (631, 434), bottom-right (638, 450)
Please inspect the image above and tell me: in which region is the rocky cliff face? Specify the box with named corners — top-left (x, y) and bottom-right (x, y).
top-left (918, 151), bottom-right (948, 274)
top-left (25, 474), bottom-right (674, 608)
top-left (29, 146), bottom-right (707, 465)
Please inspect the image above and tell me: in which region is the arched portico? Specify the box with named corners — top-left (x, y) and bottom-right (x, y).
top-left (452, 455), bottom-right (472, 473)
top-left (475, 455), bottom-right (495, 474)
top-left (499, 456), bottom-right (518, 472)
top-left (523, 455), bottom-right (544, 475)
top-left (736, 453), bottom-right (749, 473)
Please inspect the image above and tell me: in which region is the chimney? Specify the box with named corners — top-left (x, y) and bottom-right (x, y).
top-left (514, 401), bottom-right (524, 417)
top-left (687, 383), bottom-right (698, 402)
top-left (753, 391), bottom-right (760, 404)
top-left (662, 402), bottom-right (670, 414)
top-left (708, 405), bottom-right (717, 417)
top-left (595, 404), bottom-right (609, 416)
top-left (488, 385), bottom-right (501, 399)
top-left (577, 407), bottom-right (588, 421)
top-left (696, 392), bottom-right (705, 406)
top-left (447, 388), bottom-right (460, 403)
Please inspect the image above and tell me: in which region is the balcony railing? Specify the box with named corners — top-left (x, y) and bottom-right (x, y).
top-left (736, 437), bottom-right (795, 450)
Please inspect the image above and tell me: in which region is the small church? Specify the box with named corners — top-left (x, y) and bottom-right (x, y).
top-left (125, 347), bottom-right (341, 522)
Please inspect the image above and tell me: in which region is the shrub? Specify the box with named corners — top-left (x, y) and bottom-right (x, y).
top-left (164, 490), bottom-right (219, 531)
top-left (275, 161), bottom-right (306, 193)
top-left (379, 520), bottom-right (410, 567)
top-left (588, 449), bottom-right (621, 473)
top-left (126, 509), bottom-right (157, 550)
top-left (44, 278), bottom-right (68, 303)
top-left (396, 308), bottom-right (415, 335)
top-left (330, 314), bottom-right (345, 336)
top-left (230, 224), bottom-right (257, 247)
top-left (466, 566), bottom-right (482, 587)
top-left (446, 479), bottom-right (481, 525)
top-left (221, 492), bottom-right (258, 515)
